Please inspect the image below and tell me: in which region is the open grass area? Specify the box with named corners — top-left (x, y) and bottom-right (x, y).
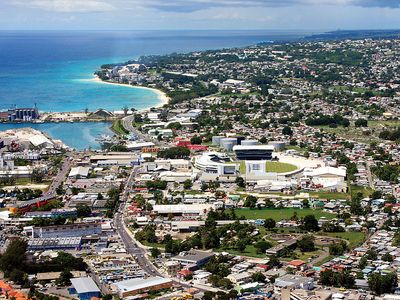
top-left (349, 185), bottom-right (373, 198)
top-left (320, 231), bottom-right (366, 249)
top-left (368, 120), bottom-right (400, 128)
top-left (239, 161), bottom-right (298, 174)
top-left (112, 119), bottom-right (129, 135)
top-left (309, 191), bottom-right (350, 200)
top-left (266, 162), bottom-right (298, 173)
top-left (280, 249), bottom-right (324, 262)
top-left (215, 245), bottom-right (266, 258)
top-left (236, 208), bottom-right (336, 221)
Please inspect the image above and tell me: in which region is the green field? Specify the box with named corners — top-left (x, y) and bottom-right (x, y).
top-left (112, 119), bottom-right (129, 135)
top-left (239, 161), bottom-right (298, 174)
top-left (236, 208), bottom-right (336, 221)
top-left (215, 245), bottom-right (266, 258)
top-left (266, 162), bottom-right (298, 173)
top-left (309, 191), bottom-right (350, 200)
top-left (321, 231), bottom-right (366, 249)
top-left (349, 185), bottom-right (373, 198)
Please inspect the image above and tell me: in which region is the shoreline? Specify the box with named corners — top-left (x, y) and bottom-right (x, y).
top-left (91, 76), bottom-right (170, 111)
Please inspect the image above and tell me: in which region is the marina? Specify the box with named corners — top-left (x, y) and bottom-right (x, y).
top-left (0, 122), bottom-right (114, 150)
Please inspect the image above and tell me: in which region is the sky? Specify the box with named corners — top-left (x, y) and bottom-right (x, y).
top-left (1, 0), bottom-right (400, 30)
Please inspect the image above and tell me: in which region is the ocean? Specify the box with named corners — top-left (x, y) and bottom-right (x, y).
top-left (0, 30), bottom-right (310, 149)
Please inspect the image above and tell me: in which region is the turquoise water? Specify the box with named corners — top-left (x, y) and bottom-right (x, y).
top-left (0, 122), bottom-right (113, 150)
top-left (0, 30), bottom-right (309, 149)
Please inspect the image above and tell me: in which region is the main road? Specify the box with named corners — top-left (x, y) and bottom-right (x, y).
top-left (121, 115), bottom-right (169, 147)
top-left (114, 167), bottom-right (213, 292)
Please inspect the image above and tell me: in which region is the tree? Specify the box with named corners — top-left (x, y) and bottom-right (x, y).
top-left (235, 176), bottom-right (245, 188)
top-left (297, 235), bottom-right (315, 252)
top-left (122, 105), bottom-right (129, 116)
top-left (382, 253), bottom-right (393, 262)
top-left (319, 269), bottom-right (355, 288)
top-left (235, 240), bottom-right (247, 252)
top-left (251, 272), bottom-right (266, 283)
top-left (31, 168), bottom-right (45, 183)
top-left (157, 147), bottom-right (190, 159)
top-left (355, 118), bottom-right (368, 127)
top-left (268, 256), bottom-right (281, 267)
top-left (254, 240), bottom-right (272, 254)
top-left (183, 179), bottom-right (193, 190)
top-left (150, 247), bottom-right (161, 258)
top-left (365, 249), bottom-right (378, 260)
top-left (56, 269), bottom-right (73, 286)
top-left (329, 241), bottom-right (348, 256)
top-left (358, 256), bottom-right (368, 269)
top-left (301, 215), bottom-right (320, 231)
top-left (9, 269), bottom-right (28, 285)
top-left (76, 204), bottom-right (92, 218)
top-left (264, 218), bottom-right (276, 230)
top-left (282, 126), bottom-right (293, 136)
top-left (368, 272), bottom-right (398, 295)
top-left (190, 135), bottom-right (202, 145)
top-left (0, 239), bottom-right (27, 275)
top-left (244, 195), bottom-right (257, 208)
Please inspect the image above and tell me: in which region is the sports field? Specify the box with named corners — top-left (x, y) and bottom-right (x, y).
top-left (266, 162), bottom-right (298, 173)
top-left (239, 161), bottom-right (298, 174)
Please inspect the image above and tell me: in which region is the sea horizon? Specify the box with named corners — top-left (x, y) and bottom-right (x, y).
top-left (0, 30), bottom-right (312, 149)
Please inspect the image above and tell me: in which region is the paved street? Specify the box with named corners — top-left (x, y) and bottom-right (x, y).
top-left (114, 167), bottom-right (211, 292)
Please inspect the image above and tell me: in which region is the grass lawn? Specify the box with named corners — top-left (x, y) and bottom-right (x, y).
top-left (349, 185), bottom-right (373, 198)
top-left (239, 161), bottom-right (297, 174)
top-left (309, 191), bottom-right (350, 200)
top-left (266, 162), bottom-right (298, 173)
top-left (236, 208), bottom-right (336, 221)
top-left (320, 231), bottom-right (366, 249)
top-left (280, 249), bottom-right (323, 262)
top-left (367, 120), bottom-right (400, 128)
top-left (112, 119), bottom-right (129, 135)
top-left (215, 245), bottom-right (266, 258)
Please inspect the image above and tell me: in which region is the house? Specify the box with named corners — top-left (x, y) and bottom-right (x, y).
top-left (227, 272), bottom-right (252, 284)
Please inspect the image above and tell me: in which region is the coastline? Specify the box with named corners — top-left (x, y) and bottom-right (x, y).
top-left (91, 76), bottom-right (170, 111)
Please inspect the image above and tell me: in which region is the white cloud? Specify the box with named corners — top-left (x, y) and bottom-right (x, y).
top-left (12, 0), bottom-right (115, 12)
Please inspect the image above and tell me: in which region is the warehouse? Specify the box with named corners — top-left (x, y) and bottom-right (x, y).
top-left (112, 276), bottom-right (173, 298)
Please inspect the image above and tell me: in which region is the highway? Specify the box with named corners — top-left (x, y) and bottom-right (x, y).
top-left (14, 156), bottom-right (73, 208)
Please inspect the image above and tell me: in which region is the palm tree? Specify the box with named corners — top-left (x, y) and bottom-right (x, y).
top-left (122, 105), bottom-right (129, 116)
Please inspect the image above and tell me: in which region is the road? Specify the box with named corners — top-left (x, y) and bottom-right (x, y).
top-left (14, 156), bottom-right (73, 208)
top-left (121, 115), bottom-right (169, 147)
top-left (114, 167), bottom-right (212, 292)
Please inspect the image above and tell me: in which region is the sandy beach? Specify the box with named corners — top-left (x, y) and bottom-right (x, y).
top-left (91, 76), bottom-right (170, 110)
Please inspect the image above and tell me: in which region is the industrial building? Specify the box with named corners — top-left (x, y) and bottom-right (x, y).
top-left (5, 107), bottom-right (40, 122)
top-left (233, 145), bottom-right (274, 160)
top-left (28, 222), bottom-right (102, 238)
top-left (171, 250), bottom-right (214, 268)
top-left (112, 277), bottom-right (173, 298)
top-left (69, 277), bottom-right (101, 300)
top-left (28, 237), bottom-right (82, 251)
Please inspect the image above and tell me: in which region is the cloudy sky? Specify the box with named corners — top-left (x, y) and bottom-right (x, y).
top-left (2, 0), bottom-right (400, 30)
